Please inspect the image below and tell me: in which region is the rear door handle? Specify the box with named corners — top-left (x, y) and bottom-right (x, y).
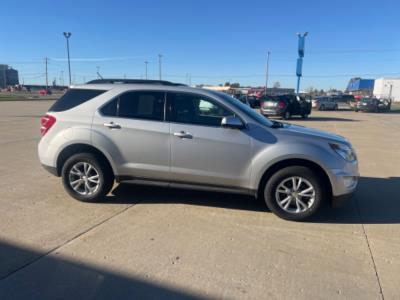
top-left (173, 131), bottom-right (193, 139)
top-left (103, 122), bottom-right (121, 129)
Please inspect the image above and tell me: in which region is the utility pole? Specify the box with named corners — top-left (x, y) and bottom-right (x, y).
top-left (63, 32), bottom-right (72, 85)
top-left (96, 66), bottom-right (103, 79)
top-left (60, 71), bottom-right (64, 86)
top-left (145, 61), bottom-right (148, 79)
top-left (158, 54), bottom-right (163, 80)
top-left (45, 57), bottom-right (48, 90)
top-left (265, 51), bottom-right (270, 95)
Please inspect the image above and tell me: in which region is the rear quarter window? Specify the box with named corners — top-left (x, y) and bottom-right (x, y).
top-left (49, 89), bottom-right (106, 112)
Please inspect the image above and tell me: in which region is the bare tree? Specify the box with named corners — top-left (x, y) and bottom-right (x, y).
top-left (273, 81), bottom-right (281, 88)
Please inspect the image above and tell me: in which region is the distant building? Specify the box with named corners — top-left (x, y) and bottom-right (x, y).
top-left (265, 87), bottom-right (295, 96)
top-left (202, 85), bottom-right (232, 92)
top-left (0, 64), bottom-right (19, 88)
top-left (346, 78), bottom-right (374, 96)
top-left (373, 77), bottom-right (400, 102)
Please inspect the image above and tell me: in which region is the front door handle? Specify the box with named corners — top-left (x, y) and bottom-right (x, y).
top-left (173, 131), bottom-right (193, 139)
top-left (104, 122), bottom-right (121, 129)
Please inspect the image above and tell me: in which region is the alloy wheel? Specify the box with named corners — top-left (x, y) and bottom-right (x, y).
top-left (275, 176), bottom-right (315, 213)
top-left (68, 162), bottom-right (100, 195)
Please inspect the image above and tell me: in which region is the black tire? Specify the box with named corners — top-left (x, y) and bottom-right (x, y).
top-left (61, 153), bottom-right (114, 202)
top-left (263, 166), bottom-right (325, 221)
top-left (301, 114), bottom-right (309, 119)
top-left (319, 105), bottom-right (325, 111)
top-left (282, 111), bottom-right (291, 120)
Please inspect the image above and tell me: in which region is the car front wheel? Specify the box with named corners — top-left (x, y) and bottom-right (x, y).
top-left (282, 111), bottom-right (291, 120)
top-left (61, 153), bottom-right (114, 202)
top-left (263, 166), bottom-right (325, 221)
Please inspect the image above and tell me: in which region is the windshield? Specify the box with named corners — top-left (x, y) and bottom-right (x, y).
top-left (210, 91), bottom-right (273, 127)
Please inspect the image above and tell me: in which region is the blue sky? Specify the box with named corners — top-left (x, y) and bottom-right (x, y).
top-left (2, 0), bottom-right (399, 89)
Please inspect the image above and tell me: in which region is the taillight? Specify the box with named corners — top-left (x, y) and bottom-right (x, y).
top-left (40, 114), bottom-right (56, 136)
top-left (278, 101), bottom-right (286, 109)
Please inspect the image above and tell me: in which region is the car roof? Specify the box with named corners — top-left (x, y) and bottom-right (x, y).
top-left (68, 81), bottom-right (226, 99)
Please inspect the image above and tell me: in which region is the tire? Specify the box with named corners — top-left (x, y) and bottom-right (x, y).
top-left (334, 105), bottom-right (338, 111)
top-left (301, 114), bottom-right (309, 119)
top-left (263, 166), bottom-right (325, 221)
top-left (61, 153), bottom-right (114, 202)
top-left (282, 111), bottom-right (291, 120)
top-left (319, 105), bottom-right (325, 111)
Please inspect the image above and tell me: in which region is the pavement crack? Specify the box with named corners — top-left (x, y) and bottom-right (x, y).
top-left (354, 197), bottom-right (385, 300)
top-left (0, 203), bottom-right (137, 281)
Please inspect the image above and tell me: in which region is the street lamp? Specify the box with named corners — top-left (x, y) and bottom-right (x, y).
top-left (295, 32), bottom-right (308, 95)
top-left (158, 54), bottom-right (163, 80)
top-left (63, 32), bottom-right (72, 85)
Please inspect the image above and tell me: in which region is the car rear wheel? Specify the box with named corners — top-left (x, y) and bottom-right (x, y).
top-left (319, 105), bottom-right (325, 111)
top-left (263, 166), bottom-right (325, 221)
top-left (61, 153), bottom-right (114, 202)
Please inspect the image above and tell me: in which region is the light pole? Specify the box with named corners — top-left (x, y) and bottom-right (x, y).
top-left (158, 54), bottom-right (163, 80)
top-left (296, 32), bottom-right (308, 95)
top-left (145, 61), bottom-right (148, 79)
top-left (63, 32), bottom-right (72, 85)
top-left (265, 51), bottom-right (270, 95)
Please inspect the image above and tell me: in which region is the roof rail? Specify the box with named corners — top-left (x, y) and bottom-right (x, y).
top-left (86, 79), bottom-right (186, 86)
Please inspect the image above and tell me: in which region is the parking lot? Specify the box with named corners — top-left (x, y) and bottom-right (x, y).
top-left (0, 100), bottom-right (399, 299)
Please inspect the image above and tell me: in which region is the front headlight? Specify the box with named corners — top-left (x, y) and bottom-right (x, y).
top-left (329, 143), bottom-right (357, 162)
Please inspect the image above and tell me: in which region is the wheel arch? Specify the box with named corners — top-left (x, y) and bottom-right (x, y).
top-left (257, 158), bottom-right (332, 201)
top-left (56, 143), bottom-right (115, 177)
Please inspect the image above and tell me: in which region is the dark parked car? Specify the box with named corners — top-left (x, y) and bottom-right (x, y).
top-left (260, 94), bottom-right (312, 119)
top-left (247, 96), bottom-right (261, 108)
top-left (355, 98), bottom-right (391, 112)
top-left (236, 95), bottom-right (250, 106)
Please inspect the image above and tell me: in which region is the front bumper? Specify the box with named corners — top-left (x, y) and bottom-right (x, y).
top-left (328, 160), bottom-right (359, 206)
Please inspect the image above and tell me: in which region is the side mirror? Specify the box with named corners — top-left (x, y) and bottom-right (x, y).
top-left (221, 115), bottom-right (244, 129)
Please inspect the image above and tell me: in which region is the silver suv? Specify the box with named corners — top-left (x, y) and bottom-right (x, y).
top-left (38, 79), bottom-right (358, 221)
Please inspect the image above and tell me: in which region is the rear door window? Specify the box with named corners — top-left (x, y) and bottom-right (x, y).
top-left (104, 91), bottom-right (165, 121)
top-left (49, 89), bottom-right (106, 112)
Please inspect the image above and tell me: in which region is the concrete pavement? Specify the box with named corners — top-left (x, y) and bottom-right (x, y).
top-left (0, 100), bottom-right (399, 299)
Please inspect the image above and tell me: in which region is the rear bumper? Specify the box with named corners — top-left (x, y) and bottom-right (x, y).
top-left (260, 108), bottom-right (282, 116)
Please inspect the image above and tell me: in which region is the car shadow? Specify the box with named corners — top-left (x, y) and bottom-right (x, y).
top-left (0, 240), bottom-right (205, 300)
top-left (105, 176), bottom-right (400, 224)
top-left (386, 109), bottom-right (400, 114)
top-left (267, 116), bottom-right (357, 122)
top-left (302, 116), bottom-right (358, 122)
top-left (106, 183), bottom-right (268, 212)
top-left (312, 176), bottom-right (400, 224)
